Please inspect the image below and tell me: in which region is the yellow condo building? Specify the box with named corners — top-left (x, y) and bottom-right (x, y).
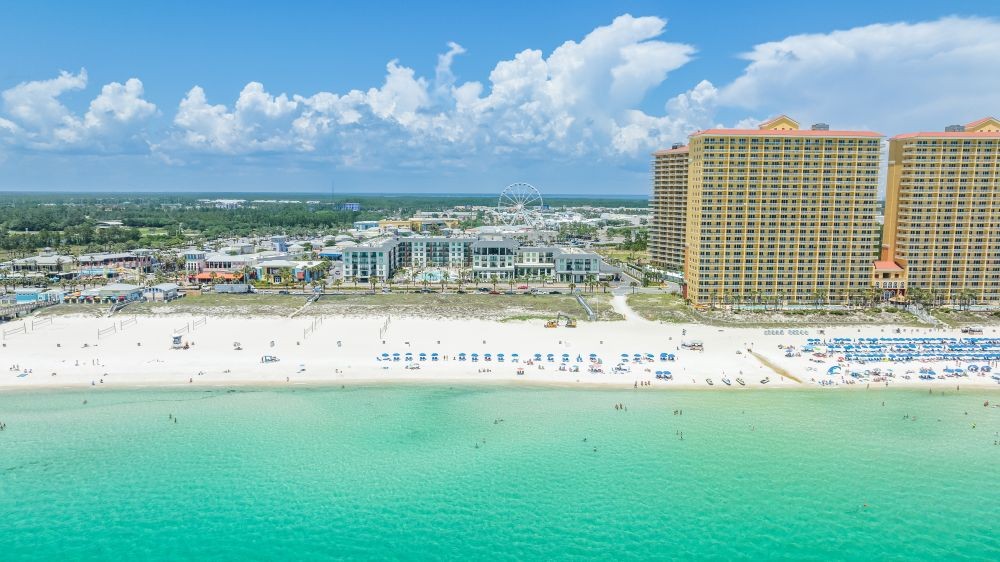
top-left (883, 117), bottom-right (1000, 304)
top-left (683, 116), bottom-right (882, 306)
top-left (650, 143), bottom-right (689, 272)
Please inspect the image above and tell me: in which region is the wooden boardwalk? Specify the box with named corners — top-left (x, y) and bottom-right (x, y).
top-left (0, 301), bottom-right (54, 320)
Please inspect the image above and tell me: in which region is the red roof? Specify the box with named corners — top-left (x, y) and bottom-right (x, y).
top-left (653, 145), bottom-right (688, 155)
top-left (892, 131), bottom-right (1000, 139)
top-left (690, 129), bottom-right (881, 138)
top-left (965, 116), bottom-right (998, 129)
top-left (873, 261), bottom-right (904, 272)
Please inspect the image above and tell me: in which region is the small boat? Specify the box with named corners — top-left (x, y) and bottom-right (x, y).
top-left (721, 377), bottom-right (732, 386)
top-left (736, 378), bottom-right (745, 386)
top-left (706, 378), bottom-right (714, 386)
top-left (760, 377), bottom-right (771, 385)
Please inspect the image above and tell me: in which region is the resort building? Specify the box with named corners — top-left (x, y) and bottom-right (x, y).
top-left (76, 252), bottom-right (153, 274)
top-left (340, 236), bottom-right (614, 284)
top-left (403, 237), bottom-right (471, 268)
top-left (882, 117), bottom-right (1000, 303)
top-left (471, 239), bottom-right (518, 279)
top-left (650, 143), bottom-right (689, 272)
top-left (4, 253), bottom-right (74, 273)
top-left (342, 238), bottom-right (400, 283)
top-left (683, 116), bottom-right (882, 305)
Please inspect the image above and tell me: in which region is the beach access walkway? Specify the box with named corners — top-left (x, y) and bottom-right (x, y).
top-left (0, 301), bottom-right (54, 321)
top-left (611, 290), bottom-right (648, 323)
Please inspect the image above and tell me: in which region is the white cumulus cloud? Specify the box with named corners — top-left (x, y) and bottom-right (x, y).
top-left (7, 14), bottom-right (1000, 178)
top-left (717, 16), bottom-right (1000, 132)
top-left (0, 68), bottom-right (156, 151)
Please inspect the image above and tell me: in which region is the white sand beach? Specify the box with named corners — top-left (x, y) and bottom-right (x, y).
top-left (3, 307), bottom-right (1000, 391)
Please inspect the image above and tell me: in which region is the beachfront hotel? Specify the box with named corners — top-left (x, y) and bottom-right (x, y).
top-left (881, 117), bottom-right (1000, 303)
top-left (649, 143), bottom-right (689, 272)
top-left (682, 116), bottom-right (881, 305)
top-left (341, 236), bottom-right (612, 284)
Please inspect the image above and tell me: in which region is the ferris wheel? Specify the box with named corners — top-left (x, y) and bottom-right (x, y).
top-left (497, 182), bottom-right (544, 228)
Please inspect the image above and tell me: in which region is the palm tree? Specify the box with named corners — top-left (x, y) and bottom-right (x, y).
top-left (629, 280), bottom-right (639, 295)
top-left (958, 287), bottom-right (977, 310)
top-left (600, 281), bottom-right (609, 293)
top-left (907, 286), bottom-right (927, 307)
top-left (279, 267), bottom-right (294, 289)
top-left (867, 286), bottom-right (882, 308)
top-left (850, 288), bottom-right (864, 310)
top-left (569, 282), bottom-right (577, 294)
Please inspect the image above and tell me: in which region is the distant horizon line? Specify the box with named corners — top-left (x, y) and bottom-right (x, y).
top-left (0, 189), bottom-right (650, 199)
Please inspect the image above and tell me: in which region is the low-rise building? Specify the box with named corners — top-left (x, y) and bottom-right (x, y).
top-left (379, 217), bottom-right (462, 232)
top-left (77, 251), bottom-right (153, 273)
top-left (99, 283), bottom-right (144, 302)
top-left (256, 260), bottom-right (328, 284)
top-left (7, 253), bottom-right (74, 273)
top-left (15, 287), bottom-right (47, 303)
top-left (146, 283), bottom-right (181, 302)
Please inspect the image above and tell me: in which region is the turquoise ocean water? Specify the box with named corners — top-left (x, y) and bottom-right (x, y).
top-left (1, 386), bottom-right (999, 560)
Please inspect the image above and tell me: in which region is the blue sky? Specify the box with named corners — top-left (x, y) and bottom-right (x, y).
top-left (0, 0), bottom-right (998, 195)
